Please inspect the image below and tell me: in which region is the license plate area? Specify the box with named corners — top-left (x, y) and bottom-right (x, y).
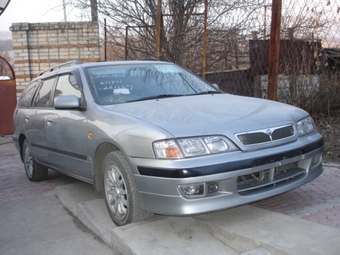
top-left (237, 162), bottom-right (306, 195)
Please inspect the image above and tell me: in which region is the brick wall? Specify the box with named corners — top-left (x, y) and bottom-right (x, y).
top-left (10, 22), bottom-right (100, 97)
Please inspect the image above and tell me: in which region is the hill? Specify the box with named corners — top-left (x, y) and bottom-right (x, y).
top-left (0, 39), bottom-right (13, 51)
top-left (0, 31), bottom-right (11, 40)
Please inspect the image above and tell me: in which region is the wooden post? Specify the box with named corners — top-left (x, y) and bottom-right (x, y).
top-left (155, 0), bottom-right (162, 59)
top-left (201, 0), bottom-right (208, 79)
top-left (90, 0), bottom-right (98, 21)
top-left (267, 0), bottom-right (282, 100)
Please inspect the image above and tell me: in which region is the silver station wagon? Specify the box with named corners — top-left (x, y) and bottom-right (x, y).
top-left (13, 60), bottom-right (324, 226)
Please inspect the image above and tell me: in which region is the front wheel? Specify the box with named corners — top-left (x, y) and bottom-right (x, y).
top-left (102, 151), bottom-right (152, 226)
top-left (23, 140), bottom-right (48, 181)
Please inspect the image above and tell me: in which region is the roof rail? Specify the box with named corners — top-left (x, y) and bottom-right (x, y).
top-left (38, 60), bottom-right (82, 77)
top-left (140, 58), bottom-right (159, 61)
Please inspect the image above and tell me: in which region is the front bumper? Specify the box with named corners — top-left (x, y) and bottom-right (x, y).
top-left (130, 133), bottom-right (324, 215)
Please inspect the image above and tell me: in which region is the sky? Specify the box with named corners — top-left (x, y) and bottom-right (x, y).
top-left (0, 0), bottom-right (82, 31)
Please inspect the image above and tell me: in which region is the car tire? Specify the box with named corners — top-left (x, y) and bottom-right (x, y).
top-left (23, 139), bottom-right (48, 181)
top-left (102, 151), bottom-right (153, 226)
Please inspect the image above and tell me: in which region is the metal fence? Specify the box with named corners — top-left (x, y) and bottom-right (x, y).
top-left (71, 0), bottom-right (340, 115)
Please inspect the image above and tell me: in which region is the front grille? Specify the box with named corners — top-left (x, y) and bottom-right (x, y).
top-left (272, 126), bottom-right (294, 140)
top-left (237, 132), bottom-right (270, 145)
top-left (236, 125), bottom-right (294, 145)
top-left (237, 162), bottom-right (306, 195)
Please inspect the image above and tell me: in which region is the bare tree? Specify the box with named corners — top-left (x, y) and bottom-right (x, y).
top-left (66, 1), bottom-right (266, 70)
top-left (0, 52), bottom-right (14, 79)
top-left (67, 0), bottom-right (203, 63)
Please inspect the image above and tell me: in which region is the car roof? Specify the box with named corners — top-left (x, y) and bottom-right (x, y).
top-left (79, 60), bottom-right (169, 69)
top-left (35, 59), bottom-right (169, 80)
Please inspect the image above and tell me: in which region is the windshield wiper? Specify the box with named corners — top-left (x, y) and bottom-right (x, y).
top-left (132, 94), bottom-right (184, 102)
top-left (131, 91), bottom-right (222, 103)
top-left (191, 91), bottom-right (223, 96)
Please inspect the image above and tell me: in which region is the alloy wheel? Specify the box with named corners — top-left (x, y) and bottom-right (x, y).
top-left (104, 165), bottom-right (128, 221)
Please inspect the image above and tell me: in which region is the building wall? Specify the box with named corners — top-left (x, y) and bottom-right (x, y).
top-left (10, 22), bottom-right (100, 98)
top-left (249, 39), bottom-right (322, 76)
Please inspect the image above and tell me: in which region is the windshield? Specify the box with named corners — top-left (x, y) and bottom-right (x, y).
top-left (85, 63), bottom-right (220, 105)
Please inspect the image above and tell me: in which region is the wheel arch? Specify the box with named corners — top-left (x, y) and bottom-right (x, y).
top-left (93, 142), bottom-right (119, 197)
top-left (18, 134), bottom-right (27, 162)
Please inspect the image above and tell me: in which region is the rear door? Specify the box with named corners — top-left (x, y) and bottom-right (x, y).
top-left (25, 78), bottom-right (56, 164)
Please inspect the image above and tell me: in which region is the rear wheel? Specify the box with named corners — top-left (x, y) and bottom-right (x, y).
top-left (23, 140), bottom-right (48, 181)
top-left (102, 151), bottom-right (152, 226)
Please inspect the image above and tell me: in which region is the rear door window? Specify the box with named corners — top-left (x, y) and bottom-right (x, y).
top-left (32, 78), bottom-right (56, 107)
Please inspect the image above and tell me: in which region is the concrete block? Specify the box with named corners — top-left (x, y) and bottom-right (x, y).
top-left (18, 53), bottom-right (29, 58)
top-left (241, 247), bottom-right (274, 255)
top-left (111, 216), bottom-right (239, 255)
top-left (55, 182), bottom-right (96, 216)
top-left (77, 199), bottom-right (116, 247)
top-left (15, 38), bottom-right (27, 43)
top-left (193, 205), bottom-right (340, 255)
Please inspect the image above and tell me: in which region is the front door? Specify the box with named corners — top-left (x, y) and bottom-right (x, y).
top-left (45, 73), bottom-right (91, 179)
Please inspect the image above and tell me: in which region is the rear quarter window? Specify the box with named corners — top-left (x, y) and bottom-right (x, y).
top-left (18, 80), bottom-right (40, 108)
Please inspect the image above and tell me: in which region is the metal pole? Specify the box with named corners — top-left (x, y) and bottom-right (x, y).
top-left (104, 18), bottom-right (107, 61)
top-left (125, 27), bottom-right (128, 60)
top-left (155, 0), bottom-right (162, 59)
top-left (267, 0), bottom-right (282, 100)
top-left (25, 25), bottom-right (32, 80)
top-left (264, 5), bottom-right (267, 38)
top-left (61, 0), bottom-right (67, 22)
top-left (201, 0), bottom-right (208, 79)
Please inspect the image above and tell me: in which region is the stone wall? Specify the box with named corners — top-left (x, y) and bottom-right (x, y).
top-left (10, 22), bottom-right (100, 97)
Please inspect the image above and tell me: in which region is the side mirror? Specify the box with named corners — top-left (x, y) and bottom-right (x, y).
top-left (54, 95), bottom-right (80, 109)
top-left (212, 84), bottom-right (220, 90)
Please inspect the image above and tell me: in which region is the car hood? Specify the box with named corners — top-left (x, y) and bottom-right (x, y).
top-left (102, 94), bottom-right (307, 139)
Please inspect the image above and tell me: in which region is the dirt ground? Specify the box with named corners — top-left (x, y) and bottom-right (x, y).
top-left (313, 113), bottom-right (340, 164)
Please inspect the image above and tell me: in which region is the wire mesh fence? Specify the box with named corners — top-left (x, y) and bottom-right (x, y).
top-left (69, 0), bottom-right (340, 115)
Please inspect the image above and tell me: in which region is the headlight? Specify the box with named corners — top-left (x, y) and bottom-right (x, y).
top-left (297, 116), bottom-right (316, 137)
top-left (153, 136), bottom-right (238, 159)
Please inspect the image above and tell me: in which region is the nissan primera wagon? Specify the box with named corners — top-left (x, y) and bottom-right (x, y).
top-left (13, 60), bottom-right (324, 226)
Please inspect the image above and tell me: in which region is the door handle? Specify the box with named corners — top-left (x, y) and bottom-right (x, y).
top-left (47, 118), bottom-right (53, 127)
top-left (25, 116), bottom-right (30, 123)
